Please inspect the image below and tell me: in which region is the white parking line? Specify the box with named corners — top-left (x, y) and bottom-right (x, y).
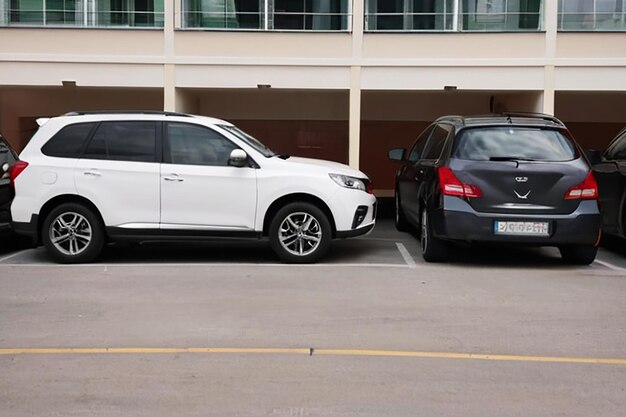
top-left (593, 259), bottom-right (626, 274)
top-left (0, 262), bottom-right (411, 269)
top-left (396, 242), bottom-right (417, 269)
top-left (0, 248), bottom-right (33, 264)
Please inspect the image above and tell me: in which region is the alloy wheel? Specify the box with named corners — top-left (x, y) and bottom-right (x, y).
top-left (49, 211), bottom-right (93, 256)
top-left (278, 212), bottom-right (322, 256)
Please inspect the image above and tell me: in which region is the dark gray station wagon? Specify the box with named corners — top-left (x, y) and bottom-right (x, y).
top-left (389, 114), bottom-right (601, 265)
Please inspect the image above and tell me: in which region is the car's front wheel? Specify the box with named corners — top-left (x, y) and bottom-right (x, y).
top-left (559, 245), bottom-right (598, 265)
top-left (269, 202), bottom-right (331, 263)
top-left (42, 203), bottom-right (104, 264)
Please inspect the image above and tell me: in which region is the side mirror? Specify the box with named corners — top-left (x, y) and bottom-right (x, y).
top-left (228, 149), bottom-right (248, 168)
top-left (585, 149), bottom-right (602, 166)
top-left (388, 148), bottom-right (406, 162)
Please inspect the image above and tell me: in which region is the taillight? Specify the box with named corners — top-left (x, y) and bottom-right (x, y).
top-left (437, 167), bottom-right (482, 199)
top-left (564, 171), bottom-right (598, 200)
top-left (366, 179), bottom-right (373, 195)
top-left (10, 160), bottom-right (29, 186)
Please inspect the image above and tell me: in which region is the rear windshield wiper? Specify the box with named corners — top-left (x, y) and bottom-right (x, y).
top-left (489, 156), bottom-right (536, 162)
top-left (273, 154), bottom-right (290, 160)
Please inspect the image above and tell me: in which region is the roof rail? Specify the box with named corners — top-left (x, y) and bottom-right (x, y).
top-left (501, 112), bottom-right (565, 127)
top-left (62, 110), bottom-right (192, 117)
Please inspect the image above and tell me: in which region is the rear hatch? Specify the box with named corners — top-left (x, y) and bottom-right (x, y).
top-left (449, 126), bottom-right (590, 215)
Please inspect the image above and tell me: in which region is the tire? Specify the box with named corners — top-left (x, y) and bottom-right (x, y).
top-left (42, 203), bottom-right (104, 264)
top-left (269, 202), bottom-right (332, 264)
top-left (394, 189), bottom-right (409, 232)
top-left (559, 245), bottom-right (598, 265)
top-left (420, 208), bottom-right (448, 263)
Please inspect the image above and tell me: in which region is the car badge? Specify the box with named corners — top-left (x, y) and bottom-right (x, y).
top-left (514, 190), bottom-right (531, 199)
top-left (515, 177), bottom-right (528, 183)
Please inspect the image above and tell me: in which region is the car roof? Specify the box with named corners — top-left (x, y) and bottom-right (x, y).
top-left (435, 113), bottom-right (566, 130)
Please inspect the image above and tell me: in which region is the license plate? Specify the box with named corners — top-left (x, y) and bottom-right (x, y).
top-left (494, 221), bottom-right (550, 236)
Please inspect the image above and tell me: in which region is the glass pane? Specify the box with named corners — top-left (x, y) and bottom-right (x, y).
top-left (166, 123), bottom-right (237, 166)
top-left (453, 128), bottom-right (577, 162)
top-left (41, 123), bottom-right (95, 158)
top-left (84, 122), bottom-right (156, 163)
top-left (462, 0), bottom-right (543, 31)
top-left (184, 0), bottom-right (261, 29)
top-left (272, 0), bottom-right (348, 30)
top-left (559, 0), bottom-right (626, 31)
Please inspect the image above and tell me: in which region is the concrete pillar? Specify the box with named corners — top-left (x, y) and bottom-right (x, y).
top-left (163, 0), bottom-right (176, 111)
top-left (543, 0), bottom-right (558, 115)
top-left (349, 0), bottom-right (364, 169)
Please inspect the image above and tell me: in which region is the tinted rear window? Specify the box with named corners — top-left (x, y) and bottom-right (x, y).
top-left (84, 122), bottom-right (156, 163)
top-left (41, 123), bottom-right (95, 158)
top-left (453, 127), bottom-right (577, 162)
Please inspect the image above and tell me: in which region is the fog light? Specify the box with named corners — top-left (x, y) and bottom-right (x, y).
top-left (352, 206), bottom-right (369, 229)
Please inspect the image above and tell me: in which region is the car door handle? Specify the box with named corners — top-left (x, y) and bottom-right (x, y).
top-left (163, 175), bottom-right (184, 182)
top-left (83, 170), bottom-right (101, 177)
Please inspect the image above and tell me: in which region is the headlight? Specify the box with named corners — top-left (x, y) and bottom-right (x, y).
top-left (329, 174), bottom-right (367, 192)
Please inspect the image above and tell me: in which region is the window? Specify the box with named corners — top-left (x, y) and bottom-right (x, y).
top-left (365, 0), bottom-right (543, 32)
top-left (453, 127), bottom-right (577, 162)
top-left (182, 0), bottom-right (350, 30)
top-left (165, 123), bottom-right (238, 166)
top-left (366, 0), bottom-right (457, 31)
top-left (462, 0), bottom-right (542, 31)
top-left (41, 123), bottom-right (95, 158)
top-left (559, 0), bottom-right (626, 31)
top-left (2, 0), bottom-right (164, 27)
top-left (84, 121), bottom-right (157, 162)
top-left (423, 124), bottom-right (451, 160)
top-left (407, 126), bottom-right (435, 163)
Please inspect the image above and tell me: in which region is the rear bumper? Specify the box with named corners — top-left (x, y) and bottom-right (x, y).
top-left (11, 214), bottom-right (39, 244)
top-left (431, 197), bottom-right (601, 246)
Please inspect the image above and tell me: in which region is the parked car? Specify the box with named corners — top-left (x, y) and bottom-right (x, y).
top-left (592, 127), bottom-right (626, 239)
top-left (0, 134), bottom-right (19, 237)
top-left (388, 114), bottom-right (601, 264)
top-left (11, 111), bottom-right (376, 263)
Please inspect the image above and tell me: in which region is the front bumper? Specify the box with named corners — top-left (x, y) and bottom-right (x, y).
top-left (431, 196), bottom-right (601, 246)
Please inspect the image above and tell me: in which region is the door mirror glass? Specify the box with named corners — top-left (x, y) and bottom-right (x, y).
top-left (388, 148), bottom-right (406, 162)
top-left (229, 149), bottom-right (248, 167)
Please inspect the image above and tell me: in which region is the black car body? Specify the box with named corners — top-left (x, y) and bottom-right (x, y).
top-left (0, 135), bottom-right (18, 235)
top-left (593, 127), bottom-right (626, 238)
top-left (389, 114), bottom-right (601, 264)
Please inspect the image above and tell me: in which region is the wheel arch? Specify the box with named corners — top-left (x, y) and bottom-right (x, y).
top-left (262, 193), bottom-right (337, 238)
top-left (37, 194), bottom-right (105, 244)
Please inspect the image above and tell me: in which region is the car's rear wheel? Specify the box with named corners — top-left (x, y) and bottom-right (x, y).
top-left (42, 203), bottom-right (104, 264)
top-left (421, 208), bottom-right (448, 263)
top-left (269, 202), bottom-right (331, 263)
top-left (394, 189), bottom-right (409, 232)
top-left (559, 245), bottom-right (598, 265)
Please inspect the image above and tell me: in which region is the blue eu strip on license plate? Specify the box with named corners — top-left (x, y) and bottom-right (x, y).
top-left (494, 221), bottom-right (550, 236)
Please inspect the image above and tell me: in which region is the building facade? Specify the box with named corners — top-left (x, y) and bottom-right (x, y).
top-left (1, 0), bottom-right (625, 194)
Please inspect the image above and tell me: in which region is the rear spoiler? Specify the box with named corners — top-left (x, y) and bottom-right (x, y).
top-left (36, 118), bottom-right (50, 127)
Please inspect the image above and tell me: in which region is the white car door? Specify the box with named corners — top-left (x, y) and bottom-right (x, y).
top-left (160, 122), bottom-right (257, 230)
top-left (74, 121), bottom-right (160, 228)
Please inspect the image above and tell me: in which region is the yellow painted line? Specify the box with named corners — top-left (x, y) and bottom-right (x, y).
top-left (0, 347), bottom-right (625, 366)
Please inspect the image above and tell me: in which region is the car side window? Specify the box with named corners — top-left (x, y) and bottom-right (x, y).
top-left (41, 123), bottom-right (96, 158)
top-left (423, 124), bottom-right (452, 160)
top-left (83, 121), bottom-right (157, 163)
top-left (165, 123), bottom-right (238, 166)
top-left (606, 132), bottom-right (626, 160)
top-left (407, 126), bottom-right (435, 163)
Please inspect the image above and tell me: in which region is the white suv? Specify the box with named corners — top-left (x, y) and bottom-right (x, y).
top-left (11, 111), bottom-right (376, 263)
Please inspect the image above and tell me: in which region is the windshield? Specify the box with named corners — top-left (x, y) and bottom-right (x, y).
top-left (220, 125), bottom-right (276, 158)
top-left (453, 127), bottom-right (577, 162)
